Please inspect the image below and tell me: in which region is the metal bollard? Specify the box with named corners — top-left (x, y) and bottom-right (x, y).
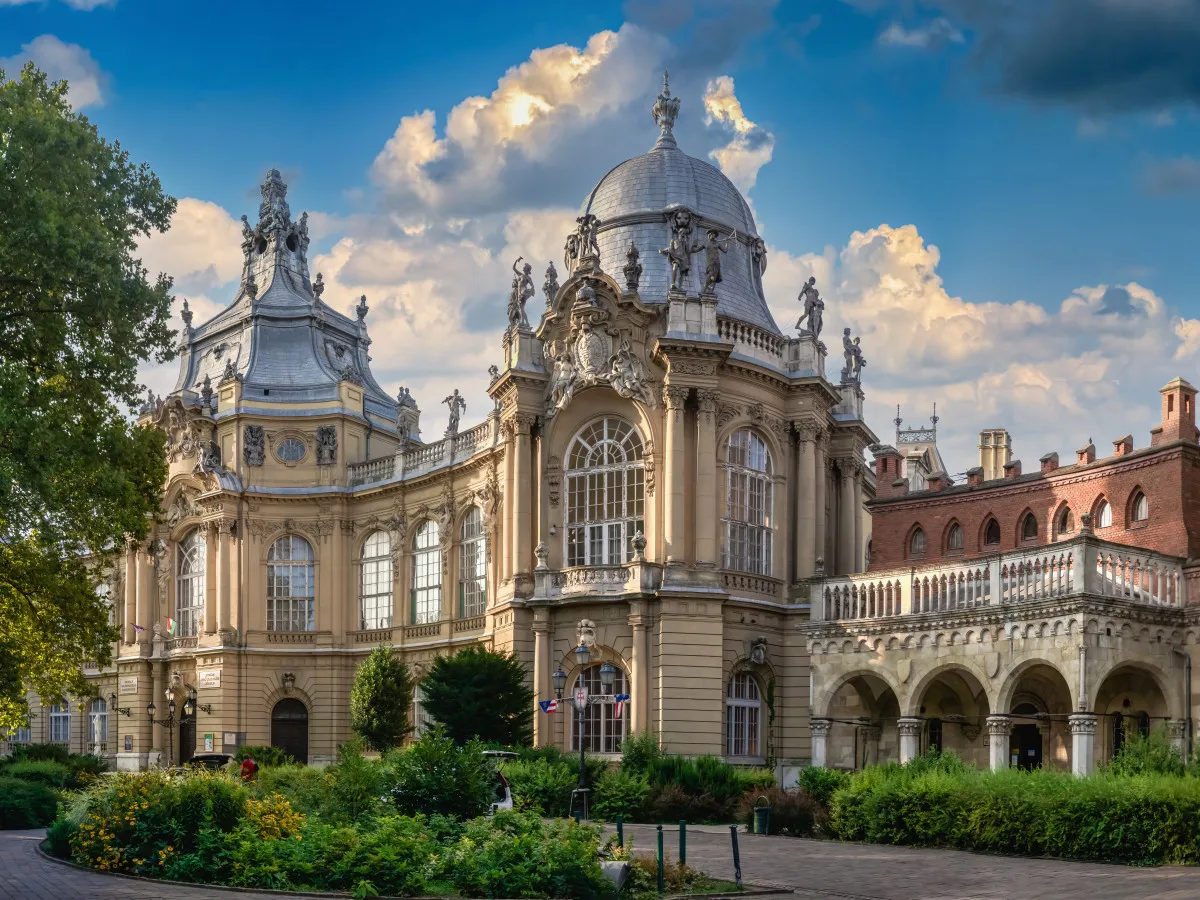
top-left (657, 824), bottom-right (665, 893)
top-left (616, 816), bottom-right (624, 848)
top-left (729, 824), bottom-right (743, 889)
top-left (679, 820), bottom-right (686, 865)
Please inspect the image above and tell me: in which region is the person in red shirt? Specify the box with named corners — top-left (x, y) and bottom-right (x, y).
top-left (240, 756), bottom-right (258, 782)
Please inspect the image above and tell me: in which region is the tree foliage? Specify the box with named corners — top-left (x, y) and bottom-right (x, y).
top-left (421, 646), bottom-right (534, 746)
top-left (0, 63), bottom-right (176, 730)
top-left (349, 646), bottom-right (412, 752)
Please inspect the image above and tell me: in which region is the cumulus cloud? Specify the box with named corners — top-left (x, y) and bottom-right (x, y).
top-left (878, 18), bottom-right (964, 50)
top-left (1140, 156), bottom-right (1200, 196)
top-left (763, 223), bottom-right (1200, 474)
top-left (0, 35), bottom-right (107, 108)
top-left (137, 198), bottom-right (245, 295)
top-left (702, 75), bottom-right (775, 197)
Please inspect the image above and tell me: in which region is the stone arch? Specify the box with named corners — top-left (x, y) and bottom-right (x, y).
top-left (978, 512), bottom-right (1002, 551)
top-left (904, 662), bottom-right (993, 718)
top-left (905, 521), bottom-right (928, 560)
top-left (814, 667), bottom-right (902, 719)
top-left (996, 657), bottom-right (1074, 714)
top-left (1089, 658), bottom-right (1180, 720)
top-left (542, 397), bottom-right (659, 473)
top-left (715, 420), bottom-right (788, 480)
top-left (1125, 485), bottom-right (1149, 525)
top-left (942, 518), bottom-right (965, 554)
top-left (1091, 493), bottom-right (1113, 528)
top-left (1015, 506), bottom-right (1039, 543)
top-left (816, 668), bottom-right (904, 769)
top-left (1052, 500), bottom-right (1075, 539)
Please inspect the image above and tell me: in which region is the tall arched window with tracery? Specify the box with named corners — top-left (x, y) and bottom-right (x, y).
top-left (571, 664), bottom-right (628, 753)
top-left (411, 521), bottom-right (442, 624)
top-left (459, 507), bottom-right (487, 617)
top-left (176, 528), bottom-right (206, 637)
top-left (726, 672), bottom-right (762, 758)
top-left (723, 429), bottom-right (773, 574)
top-left (360, 531), bottom-right (392, 630)
top-left (267, 535), bottom-right (315, 632)
top-left (566, 418), bottom-right (645, 567)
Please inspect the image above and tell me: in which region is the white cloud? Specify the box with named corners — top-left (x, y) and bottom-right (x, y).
top-left (0, 35), bottom-right (107, 108)
top-left (137, 198), bottom-right (245, 294)
top-left (878, 17), bottom-right (964, 50)
top-left (763, 224), bottom-right (1200, 474)
top-left (702, 75), bottom-right (775, 198)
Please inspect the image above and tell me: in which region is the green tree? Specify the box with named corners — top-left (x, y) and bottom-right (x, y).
top-left (422, 646), bottom-right (534, 746)
top-left (349, 645), bottom-right (413, 752)
top-left (0, 64), bottom-right (176, 731)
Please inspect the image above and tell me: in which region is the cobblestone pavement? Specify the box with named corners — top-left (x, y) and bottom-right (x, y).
top-left (621, 824), bottom-right (1200, 900)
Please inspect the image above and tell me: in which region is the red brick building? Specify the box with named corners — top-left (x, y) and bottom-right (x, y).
top-left (868, 377), bottom-right (1200, 569)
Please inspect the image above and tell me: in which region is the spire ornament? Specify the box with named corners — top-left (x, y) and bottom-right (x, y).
top-left (622, 241), bottom-right (643, 292)
top-left (313, 272), bottom-right (325, 299)
top-left (652, 71), bottom-right (681, 148)
top-left (356, 294), bottom-right (369, 321)
top-left (543, 262), bottom-right (559, 306)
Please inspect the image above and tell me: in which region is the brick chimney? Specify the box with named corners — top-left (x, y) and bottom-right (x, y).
top-left (872, 445), bottom-right (904, 498)
top-left (978, 428), bottom-right (1012, 481)
top-left (1113, 434), bottom-right (1133, 457)
top-left (1150, 377), bottom-right (1198, 447)
top-left (1077, 439), bottom-right (1096, 465)
top-left (1040, 452), bottom-right (1059, 474)
top-left (1003, 459), bottom-right (1022, 480)
top-left (966, 466), bottom-right (984, 487)
top-left (927, 473), bottom-right (947, 492)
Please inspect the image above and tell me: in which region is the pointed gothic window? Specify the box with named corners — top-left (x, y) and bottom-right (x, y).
top-left (724, 430), bottom-right (774, 575)
top-left (909, 527), bottom-right (927, 558)
top-left (946, 523), bottom-right (964, 553)
top-left (565, 418), bottom-right (645, 567)
top-left (984, 517), bottom-right (1001, 546)
top-left (1057, 507), bottom-right (1074, 535)
top-left (1131, 492), bottom-right (1149, 523)
top-left (1096, 499), bottom-right (1113, 528)
top-left (1021, 513), bottom-right (1038, 541)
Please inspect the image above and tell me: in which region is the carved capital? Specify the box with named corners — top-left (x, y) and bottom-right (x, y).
top-left (513, 413), bottom-right (535, 436)
top-left (986, 715), bottom-right (1014, 738)
top-left (662, 384), bottom-right (689, 410)
top-left (697, 389), bottom-right (720, 413)
top-left (810, 718), bottom-right (833, 738)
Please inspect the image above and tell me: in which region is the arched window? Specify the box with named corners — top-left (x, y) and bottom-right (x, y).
top-left (1131, 492), bottom-right (1149, 523)
top-left (724, 430), bottom-right (774, 575)
top-left (411, 521), bottom-right (442, 624)
top-left (983, 518), bottom-right (1001, 546)
top-left (726, 673), bottom-right (761, 758)
top-left (412, 684), bottom-right (432, 737)
top-left (1057, 506), bottom-right (1074, 536)
top-left (1096, 499), bottom-right (1113, 528)
top-left (1021, 513), bottom-right (1038, 541)
top-left (359, 531), bottom-right (392, 630)
top-left (459, 507), bottom-right (487, 618)
top-left (88, 698), bottom-right (108, 754)
top-left (267, 536), bottom-right (315, 632)
top-left (566, 418), bottom-right (645, 567)
top-left (49, 701), bottom-right (70, 744)
top-left (571, 664), bottom-right (628, 754)
top-left (176, 528), bottom-right (206, 637)
top-left (946, 523), bottom-right (964, 553)
top-left (909, 527), bottom-right (927, 558)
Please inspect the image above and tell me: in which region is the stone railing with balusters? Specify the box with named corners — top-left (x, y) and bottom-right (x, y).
top-left (347, 412), bottom-right (501, 488)
top-left (533, 562), bottom-right (664, 600)
top-left (811, 534), bottom-right (1186, 623)
top-left (717, 317), bottom-right (784, 367)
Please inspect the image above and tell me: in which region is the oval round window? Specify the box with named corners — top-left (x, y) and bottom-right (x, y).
top-left (277, 438), bottom-right (306, 463)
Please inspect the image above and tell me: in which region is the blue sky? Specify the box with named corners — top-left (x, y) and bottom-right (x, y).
top-left (4, 0), bottom-right (1200, 472)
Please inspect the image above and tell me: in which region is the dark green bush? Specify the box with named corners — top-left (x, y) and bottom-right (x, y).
top-left (251, 764), bottom-right (332, 818)
top-left (1109, 730), bottom-right (1185, 777)
top-left (5, 760), bottom-right (69, 787)
top-left (4, 746), bottom-right (106, 789)
top-left (0, 775), bottom-right (58, 828)
top-left (233, 745), bottom-right (294, 767)
top-left (45, 817), bottom-right (77, 857)
top-left (592, 767), bottom-right (649, 821)
top-left (642, 754), bottom-right (772, 822)
top-left (386, 729), bottom-right (492, 820)
top-left (796, 765), bottom-right (851, 808)
top-left (738, 785), bottom-right (822, 836)
top-left (502, 757), bottom-right (576, 816)
top-left (8, 742), bottom-right (72, 764)
top-left (619, 731), bottom-right (663, 776)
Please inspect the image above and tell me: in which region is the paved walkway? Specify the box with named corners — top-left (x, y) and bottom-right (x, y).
top-left (7, 825), bottom-right (1200, 899)
top-left (621, 824), bottom-right (1200, 900)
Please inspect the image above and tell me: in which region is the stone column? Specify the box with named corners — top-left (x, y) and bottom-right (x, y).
top-left (135, 543), bottom-right (153, 645)
top-left (898, 717), bottom-right (923, 763)
top-left (204, 524), bottom-right (218, 634)
top-left (838, 459), bottom-right (856, 576)
top-left (695, 390), bottom-right (720, 569)
top-left (811, 718), bottom-right (832, 768)
top-left (217, 519), bottom-right (233, 634)
top-left (532, 615), bottom-right (551, 746)
top-left (987, 715), bottom-right (1013, 770)
top-left (852, 465), bottom-right (864, 574)
top-left (814, 434), bottom-right (828, 572)
top-left (794, 425), bottom-right (817, 579)
top-left (124, 542), bottom-right (138, 645)
top-left (502, 423), bottom-right (514, 583)
top-left (629, 601), bottom-right (650, 734)
top-left (861, 725), bottom-right (882, 768)
top-left (512, 415), bottom-right (533, 582)
top-left (1069, 713), bottom-right (1098, 776)
top-left (663, 385), bottom-right (689, 565)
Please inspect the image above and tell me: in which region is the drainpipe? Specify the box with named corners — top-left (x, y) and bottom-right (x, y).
top-left (1174, 648), bottom-right (1193, 759)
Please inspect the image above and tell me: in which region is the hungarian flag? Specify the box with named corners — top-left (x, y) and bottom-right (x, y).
top-left (538, 699), bottom-right (559, 713)
top-left (614, 693), bottom-right (630, 720)
top-left (166, 617), bottom-right (177, 635)
top-left (133, 624), bottom-right (145, 634)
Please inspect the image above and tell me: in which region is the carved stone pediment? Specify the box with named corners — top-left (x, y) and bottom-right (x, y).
top-left (153, 397), bottom-right (210, 464)
top-left (166, 490), bottom-right (199, 529)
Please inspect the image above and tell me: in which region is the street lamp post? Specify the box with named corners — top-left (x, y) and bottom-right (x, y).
top-left (553, 644), bottom-right (618, 820)
top-left (147, 687), bottom-right (196, 768)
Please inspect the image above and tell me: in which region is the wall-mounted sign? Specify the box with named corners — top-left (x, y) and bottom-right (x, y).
top-left (223, 732), bottom-right (238, 747)
top-left (198, 669), bottom-right (221, 688)
top-left (124, 735), bottom-right (133, 752)
top-left (119, 676), bottom-right (138, 694)
top-left (204, 734), bottom-right (214, 752)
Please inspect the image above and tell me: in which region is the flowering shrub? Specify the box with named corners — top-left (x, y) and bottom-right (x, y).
top-left (243, 793), bottom-right (306, 840)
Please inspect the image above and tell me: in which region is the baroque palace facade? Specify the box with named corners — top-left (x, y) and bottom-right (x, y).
top-left (14, 78), bottom-right (875, 772)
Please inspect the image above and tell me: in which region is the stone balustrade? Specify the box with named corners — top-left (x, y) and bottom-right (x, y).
top-left (347, 413), bottom-right (501, 488)
top-left (811, 534), bottom-right (1185, 622)
top-left (533, 562), bottom-right (663, 600)
top-left (348, 456), bottom-right (394, 487)
top-left (718, 316), bottom-right (784, 366)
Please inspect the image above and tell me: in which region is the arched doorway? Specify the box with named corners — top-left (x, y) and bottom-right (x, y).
top-left (271, 698), bottom-right (309, 763)
top-left (1094, 665), bottom-right (1172, 765)
top-left (1010, 703), bottom-right (1042, 770)
top-left (911, 667), bottom-right (991, 768)
top-left (1001, 663), bottom-right (1074, 771)
top-left (178, 716), bottom-right (196, 764)
top-left (823, 672), bottom-right (901, 769)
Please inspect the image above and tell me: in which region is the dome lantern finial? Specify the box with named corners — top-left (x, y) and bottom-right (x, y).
top-left (652, 71), bottom-right (681, 149)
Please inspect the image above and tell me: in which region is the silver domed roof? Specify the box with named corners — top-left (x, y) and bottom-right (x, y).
top-left (579, 77), bottom-right (779, 335)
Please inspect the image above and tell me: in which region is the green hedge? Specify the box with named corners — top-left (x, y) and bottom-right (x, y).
top-left (2, 744), bottom-right (106, 789)
top-left (828, 753), bottom-right (1200, 865)
top-left (0, 776), bottom-right (58, 829)
top-left (5, 760), bottom-right (70, 787)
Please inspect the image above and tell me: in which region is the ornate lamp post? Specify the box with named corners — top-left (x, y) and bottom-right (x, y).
top-left (147, 687), bottom-right (181, 768)
top-left (553, 644), bottom-right (618, 820)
